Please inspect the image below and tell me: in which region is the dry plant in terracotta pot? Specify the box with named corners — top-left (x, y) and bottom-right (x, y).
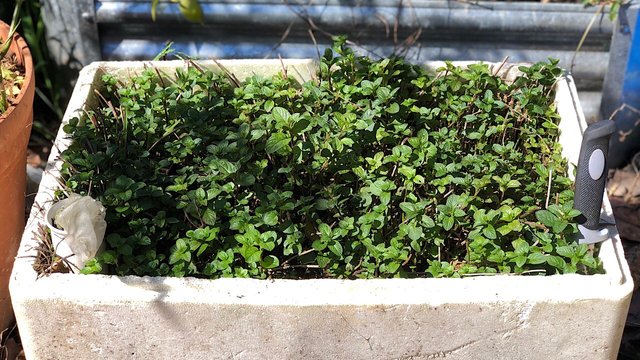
top-left (0, 0), bottom-right (34, 330)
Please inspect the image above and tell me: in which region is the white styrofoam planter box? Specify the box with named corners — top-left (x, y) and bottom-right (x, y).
top-left (11, 60), bottom-right (634, 360)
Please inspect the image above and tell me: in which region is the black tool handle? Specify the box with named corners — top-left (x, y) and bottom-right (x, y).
top-left (574, 120), bottom-right (616, 230)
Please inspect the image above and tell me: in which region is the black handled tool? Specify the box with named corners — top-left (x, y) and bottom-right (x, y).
top-left (574, 120), bottom-right (616, 244)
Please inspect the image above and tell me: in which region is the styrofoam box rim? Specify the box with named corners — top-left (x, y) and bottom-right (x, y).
top-left (11, 59), bottom-right (634, 307)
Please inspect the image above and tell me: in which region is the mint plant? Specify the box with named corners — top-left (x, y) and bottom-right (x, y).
top-left (61, 40), bottom-right (602, 279)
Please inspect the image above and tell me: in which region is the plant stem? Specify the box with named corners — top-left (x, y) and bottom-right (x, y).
top-left (0, 0), bottom-right (23, 60)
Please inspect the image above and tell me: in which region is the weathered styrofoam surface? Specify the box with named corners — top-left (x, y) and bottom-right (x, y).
top-left (11, 60), bottom-right (633, 360)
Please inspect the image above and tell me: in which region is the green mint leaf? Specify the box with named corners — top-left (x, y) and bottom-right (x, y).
top-left (406, 223), bottom-right (423, 241)
top-left (482, 225), bottom-right (497, 239)
top-left (265, 133), bottom-right (290, 154)
top-left (512, 239), bottom-right (530, 255)
top-left (547, 255), bottom-right (566, 270)
top-left (261, 255), bottom-right (280, 269)
top-left (536, 209), bottom-right (559, 228)
top-left (442, 216), bottom-right (454, 231)
top-left (328, 242), bottom-right (343, 257)
top-left (555, 245), bottom-right (574, 259)
top-left (272, 107), bottom-right (291, 123)
top-left (262, 211), bottom-right (279, 226)
top-left (202, 208), bottom-right (217, 226)
top-left (527, 252), bottom-right (547, 265)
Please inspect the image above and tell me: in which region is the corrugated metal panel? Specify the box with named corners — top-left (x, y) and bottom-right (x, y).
top-left (97, 0), bottom-right (611, 30)
top-left (44, 0), bottom-right (614, 91)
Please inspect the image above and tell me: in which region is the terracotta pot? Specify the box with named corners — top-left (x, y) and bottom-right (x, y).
top-left (0, 21), bottom-right (34, 330)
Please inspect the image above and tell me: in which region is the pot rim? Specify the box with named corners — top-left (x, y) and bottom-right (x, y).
top-left (0, 20), bottom-right (34, 124)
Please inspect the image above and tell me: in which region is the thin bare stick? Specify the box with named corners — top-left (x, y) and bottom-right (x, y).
top-left (571, 4), bottom-right (604, 73)
top-left (523, 221), bottom-right (546, 230)
top-left (545, 168), bottom-right (553, 208)
top-left (278, 264), bottom-right (321, 270)
top-left (460, 269), bottom-right (546, 277)
top-left (267, 22), bottom-right (294, 59)
top-left (212, 59), bottom-right (240, 87)
top-left (307, 28), bottom-right (321, 61)
top-left (393, 0), bottom-right (401, 45)
top-left (281, 248), bottom-right (316, 267)
top-left (608, 103), bottom-right (640, 121)
top-left (394, 28), bottom-right (423, 58)
top-left (376, 14), bottom-right (390, 37)
top-left (492, 56), bottom-right (509, 77)
top-left (187, 58), bottom-right (206, 74)
top-left (452, 0), bottom-right (494, 10)
top-left (278, 55), bottom-right (288, 79)
top-left (284, 0), bottom-right (385, 59)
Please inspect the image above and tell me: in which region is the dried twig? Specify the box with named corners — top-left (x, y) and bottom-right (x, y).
top-left (492, 56), bottom-right (510, 77)
top-left (609, 103), bottom-right (640, 121)
top-left (545, 168), bottom-right (553, 209)
top-left (281, 248), bottom-right (316, 267)
top-left (571, 4), bottom-right (605, 73)
top-left (211, 59), bottom-right (240, 88)
top-left (307, 28), bottom-right (321, 62)
top-left (267, 22), bottom-right (294, 59)
top-left (24, 223), bottom-right (72, 278)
